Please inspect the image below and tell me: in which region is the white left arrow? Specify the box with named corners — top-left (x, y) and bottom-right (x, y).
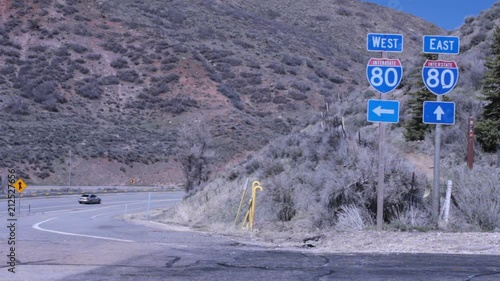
top-left (434, 106), bottom-right (444, 121)
top-left (373, 106), bottom-right (394, 117)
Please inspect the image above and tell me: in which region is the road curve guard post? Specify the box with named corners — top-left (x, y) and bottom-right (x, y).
top-left (241, 181), bottom-right (263, 230)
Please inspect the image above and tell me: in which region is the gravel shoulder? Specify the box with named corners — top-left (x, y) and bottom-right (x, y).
top-left (129, 215), bottom-right (500, 256)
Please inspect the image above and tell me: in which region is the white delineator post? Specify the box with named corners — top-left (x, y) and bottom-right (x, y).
top-left (146, 191), bottom-right (151, 220)
top-left (443, 180), bottom-right (452, 227)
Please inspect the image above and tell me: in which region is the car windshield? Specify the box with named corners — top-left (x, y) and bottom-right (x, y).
top-left (81, 195), bottom-right (89, 197)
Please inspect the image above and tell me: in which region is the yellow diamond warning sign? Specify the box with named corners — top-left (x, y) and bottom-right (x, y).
top-left (14, 178), bottom-right (28, 193)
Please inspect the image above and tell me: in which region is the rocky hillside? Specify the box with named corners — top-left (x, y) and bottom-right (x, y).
top-left (0, 0), bottom-right (457, 186)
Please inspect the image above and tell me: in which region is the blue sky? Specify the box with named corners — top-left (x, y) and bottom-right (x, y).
top-left (361, 0), bottom-right (498, 30)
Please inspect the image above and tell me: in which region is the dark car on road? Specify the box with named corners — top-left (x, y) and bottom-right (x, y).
top-left (78, 194), bottom-right (101, 204)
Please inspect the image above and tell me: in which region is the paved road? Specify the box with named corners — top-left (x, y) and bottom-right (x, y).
top-left (1, 193), bottom-right (498, 281)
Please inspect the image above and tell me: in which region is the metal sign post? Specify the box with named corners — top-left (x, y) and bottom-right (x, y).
top-left (467, 117), bottom-right (474, 170)
top-left (377, 106), bottom-right (385, 230)
top-left (432, 93), bottom-right (442, 223)
top-left (422, 35), bottom-right (460, 225)
top-left (366, 33), bottom-right (404, 231)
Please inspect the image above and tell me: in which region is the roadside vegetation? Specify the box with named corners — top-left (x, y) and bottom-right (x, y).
top-left (0, 0), bottom-right (498, 233)
top-left (156, 4), bottom-right (500, 233)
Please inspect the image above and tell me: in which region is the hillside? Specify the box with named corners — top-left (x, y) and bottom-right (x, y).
top-left (155, 1), bottom-right (500, 234)
top-left (0, 0), bottom-right (440, 186)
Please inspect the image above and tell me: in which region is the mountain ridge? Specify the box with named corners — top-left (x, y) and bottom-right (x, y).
top-left (1, 0), bottom-right (497, 187)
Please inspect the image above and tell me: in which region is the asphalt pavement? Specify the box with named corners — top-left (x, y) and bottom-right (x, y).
top-left (0, 192), bottom-right (498, 281)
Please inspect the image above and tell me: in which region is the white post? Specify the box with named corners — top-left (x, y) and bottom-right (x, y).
top-left (443, 180), bottom-right (452, 227)
top-left (68, 147), bottom-right (72, 187)
top-left (124, 204), bottom-right (128, 220)
top-left (146, 192), bottom-right (151, 220)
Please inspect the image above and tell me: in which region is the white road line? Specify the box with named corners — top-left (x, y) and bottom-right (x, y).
top-left (43, 199), bottom-right (179, 215)
top-left (24, 199), bottom-right (152, 211)
top-left (32, 218), bottom-right (135, 243)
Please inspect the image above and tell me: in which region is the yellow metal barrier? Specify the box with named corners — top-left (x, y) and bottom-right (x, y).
top-left (240, 181), bottom-right (263, 230)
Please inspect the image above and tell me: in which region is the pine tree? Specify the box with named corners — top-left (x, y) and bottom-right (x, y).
top-left (476, 26), bottom-right (500, 152)
top-left (404, 53), bottom-right (437, 141)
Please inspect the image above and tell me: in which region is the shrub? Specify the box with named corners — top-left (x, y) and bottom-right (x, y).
top-left (449, 165), bottom-right (500, 231)
top-left (314, 15), bottom-right (330, 22)
top-left (36, 171), bottom-right (51, 179)
top-left (32, 80), bottom-right (65, 104)
top-left (245, 158), bottom-right (260, 174)
top-left (166, 8), bottom-right (186, 24)
top-left (74, 64), bottom-right (90, 74)
top-left (67, 43), bottom-right (88, 53)
top-left (86, 53), bottom-right (102, 60)
top-left (272, 95), bottom-right (288, 104)
top-left (267, 62), bottom-right (286, 75)
top-left (270, 180), bottom-right (296, 222)
top-left (469, 33), bottom-right (487, 48)
top-left (218, 84), bottom-right (243, 110)
top-left (246, 60), bottom-right (260, 69)
top-left (233, 39), bottom-right (254, 49)
top-left (162, 56), bottom-right (179, 64)
top-left (315, 67), bottom-right (329, 78)
top-left (388, 203), bottom-right (431, 231)
top-left (28, 45), bottom-right (48, 52)
top-left (75, 78), bottom-right (103, 99)
top-left (54, 46), bottom-right (71, 57)
top-left (163, 74), bottom-right (180, 83)
top-left (335, 205), bottom-right (373, 231)
top-left (336, 7), bottom-right (353, 16)
top-left (464, 16), bottom-right (475, 24)
top-left (160, 97), bottom-right (198, 114)
top-left (219, 57), bottom-right (242, 66)
top-left (288, 91), bottom-right (307, 101)
top-left (275, 82), bottom-right (286, 90)
top-left (100, 75), bottom-right (120, 85)
top-left (329, 75), bottom-right (345, 84)
top-left (250, 91), bottom-right (272, 103)
top-left (117, 70), bottom-right (139, 82)
top-left (228, 78), bottom-right (247, 89)
top-left (61, 5), bottom-right (78, 15)
top-left (101, 40), bottom-right (128, 54)
top-left (265, 9), bottom-right (280, 20)
top-left (73, 24), bottom-right (92, 37)
top-left (172, 44), bottom-right (188, 53)
top-left (291, 81), bottom-right (311, 92)
top-left (281, 54), bottom-right (302, 66)
top-left (4, 98), bottom-right (30, 115)
top-left (110, 58), bottom-right (129, 69)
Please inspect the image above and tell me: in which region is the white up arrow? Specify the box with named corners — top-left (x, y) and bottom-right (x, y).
top-left (434, 106), bottom-right (444, 121)
top-left (373, 106), bottom-right (394, 117)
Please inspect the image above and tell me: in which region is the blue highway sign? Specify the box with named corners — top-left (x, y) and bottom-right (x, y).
top-left (423, 101), bottom-right (455, 125)
top-left (367, 33), bottom-right (404, 52)
top-left (423, 35), bottom-right (460, 54)
top-left (367, 99), bottom-right (400, 123)
top-left (366, 58), bottom-right (403, 94)
top-left (422, 60), bottom-right (459, 96)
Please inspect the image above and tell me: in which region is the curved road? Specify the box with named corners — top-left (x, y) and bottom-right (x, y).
top-left (1, 192), bottom-right (498, 281)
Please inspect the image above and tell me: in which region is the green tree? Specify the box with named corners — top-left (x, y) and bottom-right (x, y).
top-left (476, 26), bottom-right (500, 152)
top-left (404, 53), bottom-right (437, 141)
